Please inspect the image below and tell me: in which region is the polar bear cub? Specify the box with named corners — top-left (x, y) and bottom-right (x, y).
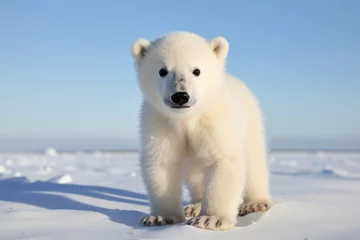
top-left (130, 31), bottom-right (272, 231)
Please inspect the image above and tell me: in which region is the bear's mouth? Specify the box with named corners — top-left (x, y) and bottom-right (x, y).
top-left (164, 98), bottom-right (195, 110)
top-left (170, 105), bottom-right (191, 109)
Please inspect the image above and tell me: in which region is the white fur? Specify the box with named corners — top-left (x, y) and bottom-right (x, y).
top-left (131, 31), bottom-right (272, 230)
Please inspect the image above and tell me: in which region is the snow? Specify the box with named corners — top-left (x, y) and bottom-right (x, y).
top-left (48, 174), bottom-right (73, 184)
top-left (45, 148), bottom-right (58, 157)
top-left (0, 150), bottom-right (360, 240)
top-left (0, 164), bottom-right (8, 174)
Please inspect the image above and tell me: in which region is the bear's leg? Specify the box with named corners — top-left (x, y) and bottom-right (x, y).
top-left (187, 155), bottom-right (245, 231)
top-left (140, 150), bottom-right (186, 226)
top-left (238, 126), bottom-right (273, 217)
top-left (184, 162), bottom-right (204, 218)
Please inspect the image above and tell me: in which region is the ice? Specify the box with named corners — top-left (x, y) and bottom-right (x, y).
top-left (45, 147), bottom-right (58, 156)
top-left (0, 164), bottom-right (7, 174)
top-left (47, 174), bottom-right (73, 184)
top-left (0, 150), bottom-right (359, 240)
top-left (36, 166), bottom-right (53, 176)
top-left (5, 159), bottom-right (13, 166)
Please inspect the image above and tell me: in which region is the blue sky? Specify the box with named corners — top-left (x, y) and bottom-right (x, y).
top-left (1, 0), bottom-right (359, 151)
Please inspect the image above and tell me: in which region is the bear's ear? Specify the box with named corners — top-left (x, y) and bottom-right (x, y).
top-left (131, 38), bottom-right (152, 62)
top-left (208, 36), bottom-right (229, 63)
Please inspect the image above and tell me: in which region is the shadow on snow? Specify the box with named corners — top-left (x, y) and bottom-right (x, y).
top-left (0, 177), bottom-right (149, 228)
top-left (0, 177), bottom-right (266, 230)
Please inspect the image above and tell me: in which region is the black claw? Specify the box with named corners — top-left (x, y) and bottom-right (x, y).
top-left (204, 218), bottom-right (210, 227)
top-left (215, 219), bottom-right (222, 228)
top-left (239, 209), bottom-right (247, 216)
top-left (258, 205), bottom-right (262, 211)
top-left (264, 203), bottom-right (268, 208)
top-left (165, 219), bottom-right (173, 224)
top-left (194, 218), bottom-right (200, 226)
top-left (190, 208), bottom-right (195, 216)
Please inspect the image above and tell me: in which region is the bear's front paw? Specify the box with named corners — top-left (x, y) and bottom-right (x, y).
top-left (184, 203), bottom-right (201, 218)
top-left (238, 199), bottom-right (272, 216)
top-left (140, 215), bottom-right (185, 227)
top-left (186, 215), bottom-right (235, 231)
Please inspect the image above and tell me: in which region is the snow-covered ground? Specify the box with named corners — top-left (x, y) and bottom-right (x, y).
top-left (0, 149), bottom-right (360, 240)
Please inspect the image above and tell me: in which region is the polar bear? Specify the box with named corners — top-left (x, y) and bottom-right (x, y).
top-left (130, 31), bottom-right (272, 231)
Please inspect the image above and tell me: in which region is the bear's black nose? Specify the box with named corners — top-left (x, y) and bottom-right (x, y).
top-left (171, 92), bottom-right (190, 106)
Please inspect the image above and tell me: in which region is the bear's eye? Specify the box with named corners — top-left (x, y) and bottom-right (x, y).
top-left (159, 68), bottom-right (168, 77)
top-left (192, 69), bottom-right (201, 76)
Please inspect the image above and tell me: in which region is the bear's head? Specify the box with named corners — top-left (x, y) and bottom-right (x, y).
top-left (131, 31), bottom-right (229, 118)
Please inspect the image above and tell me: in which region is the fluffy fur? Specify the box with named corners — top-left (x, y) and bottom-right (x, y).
top-left (130, 31), bottom-right (272, 231)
